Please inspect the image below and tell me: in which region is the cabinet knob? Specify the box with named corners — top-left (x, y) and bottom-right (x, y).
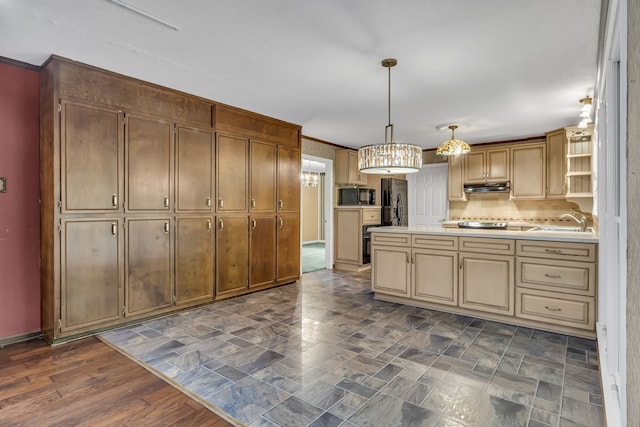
top-left (544, 273), bottom-right (562, 279)
top-left (207, 220), bottom-right (212, 231)
top-left (279, 218), bottom-right (284, 228)
top-left (219, 197), bottom-right (224, 208)
top-left (278, 200), bottom-right (283, 210)
top-left (111, 222), bottom-right (117, 236)
top-left (544, 306), bottom-right (562, 312)
top-left (251, 199), bottom-right (256, 209)
top-left (219, 220), bottom-right (224, 230)
top-left (206, 197), bottom-right (211, 208)
top-left (112, 194), bottom-right (118, 208)
top-left (252, 219), bottom-right (257, 229)
top-left (164, 196), bottom-right (169, 208)
top-left (164, 221), bottom-right (170, 233)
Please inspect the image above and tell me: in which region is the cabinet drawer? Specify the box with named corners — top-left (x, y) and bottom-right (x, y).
top-left (516, 257), bottom-right (595, 296)
top-left (460, 237), bottom-right (515, 255)
top-left (371, 233), bottom-right (411, 247)
top-left (516, 289), bottom-right (595, 330)
top-left (363, 209), bottom-right (382, 224)
top-left (412, 235), bottom-right (458, 251)
top-left (516, 240), bottom-right (596, 262)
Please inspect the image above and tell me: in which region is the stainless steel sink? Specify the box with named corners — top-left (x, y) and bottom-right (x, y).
top-left (526, 225), bottom-right (594, 233)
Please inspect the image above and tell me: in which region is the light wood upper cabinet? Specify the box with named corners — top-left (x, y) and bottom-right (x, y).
top-left (336, 150), bottom-right (367, 185)
top-left (61, 100), bottom-right (123, 213)
top-left (277, 146), bottom-right (301, 212)
top-left (447, 155), bottom-right (465, 201)
top-left (176, 125), bottom-right (214, 212)
top-left (125, 115), bottom-right (173, 212)
top-left (175, 216), bottom-right (214, 305)
top-left (250, 140), bottom-right (277, 212)
top-left (546, 128), bottom-right (566, 198)
top-left (60, 219), bottom-right (123, 333)
top-left (464, 147), bottom-right (509, 184)
top-left (511, 142), bottom-right (546, 199)
top-left (216, 133), bottom-right (248, 212)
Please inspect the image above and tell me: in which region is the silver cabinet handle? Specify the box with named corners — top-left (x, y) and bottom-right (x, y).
top-left (164, 196), bottom-right (169, 208)
top-left (544, 273), bottom-right (562, 279)
top-left (219, 198), bottom-right (224, 208)
top-left (544, 306), bottom-right (562, 311)
top-left (279, 218), bottom-right (284, 228)
top-left (544, 248), bottom-right (563, 254)
top-left (219, 219), bottom-right (224, 230)
top-left (252, 219), bottom-right (257, 229)
top-left (112, 194), bottom-right (118, 207)
top-left (278, 200), bottom-right (283, 210)
top-left (206, 197), bottom-right (211, 208)
top-left (164, 221), bottom-right (169, 233)
top-left (251, 199), bottom-right (256, 209)
top-left (111, 223), bottom-right (117, 236)
top-left (207, 220), bottom-right (211, 231)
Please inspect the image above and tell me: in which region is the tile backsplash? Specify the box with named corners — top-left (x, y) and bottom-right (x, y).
top-left (450, 193), bottom-right (592, 225)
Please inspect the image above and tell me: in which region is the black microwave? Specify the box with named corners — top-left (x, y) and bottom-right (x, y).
top-left (339, 188), bottom-right (376, 206)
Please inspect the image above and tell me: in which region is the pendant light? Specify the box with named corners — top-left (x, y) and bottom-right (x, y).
top-left (436, 125), bottom-right (471, 156)
top-left (358, 59), bottom-right (422, 174)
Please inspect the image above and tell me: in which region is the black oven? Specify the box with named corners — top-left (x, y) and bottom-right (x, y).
top-left (362, 224), bottom-right (380, 265)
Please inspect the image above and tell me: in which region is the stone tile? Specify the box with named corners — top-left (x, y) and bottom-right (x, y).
top-left (295, 380), bottom-right (347, 410)
top-left (561, 396), bottom-right (605, 426)
top-left (183, 370), bottom-right (232, 398)
top-left (308, 411), bottom-right (343, 427)
top-left (536, 380), bottom-right (563, 405)
top-left (348, 393), bottom-right (439, 427)
top-left (214, 364), bottom-right (248, 381)
top-left (343, 354), bottom-right (387, 376)
top-left (518, 360), bottom-right (564, 385)
top-left (262, 396), bottom-right (323, 427)
top-left (564, 364), bottom-right (601, 394)
top-left (335, 378), bottom-right (377, 399)
top-left (444, 386), bottom-right (529, 426)
top-left (442, 366), bottom-right (490, 391)
top-left (373, 363), bottom-right (404, 382)
top-left (530, 407), bottom-right (560, 426)
top-left (220, 345), bottom-right (285, 375)
top-left (383, 376), bottom-right (432, 405)
top-left (507, 336), bottom-right (566, 364)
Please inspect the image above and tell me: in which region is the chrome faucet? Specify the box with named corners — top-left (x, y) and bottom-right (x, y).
top-left (560, 212), bottom-right (587, 231)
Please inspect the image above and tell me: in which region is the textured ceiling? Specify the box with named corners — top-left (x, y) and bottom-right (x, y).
top-left (0, 0), bottom-right (602, 149)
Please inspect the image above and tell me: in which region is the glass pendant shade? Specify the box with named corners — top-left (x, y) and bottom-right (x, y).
top-left (436, 125), bottom-right (471, 156)
top-left (358, 58), bottom-right (422, 174)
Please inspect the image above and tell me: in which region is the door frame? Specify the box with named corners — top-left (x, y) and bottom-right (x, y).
top-left (301, 154), bottom-right (334, 271)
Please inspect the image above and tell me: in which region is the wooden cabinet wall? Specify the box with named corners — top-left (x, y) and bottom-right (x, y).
top-left (41, 56), bottom-right (301, 343)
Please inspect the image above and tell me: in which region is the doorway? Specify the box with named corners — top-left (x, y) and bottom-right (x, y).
top-left (301, 155), bottom-right (334, 272)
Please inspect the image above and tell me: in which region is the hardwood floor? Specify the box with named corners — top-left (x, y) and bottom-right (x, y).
top-left (0, 336), bottom-right (232, 426)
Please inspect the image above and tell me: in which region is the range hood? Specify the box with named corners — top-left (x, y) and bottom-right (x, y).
top-left (463, 182), bottom-right (511, 193)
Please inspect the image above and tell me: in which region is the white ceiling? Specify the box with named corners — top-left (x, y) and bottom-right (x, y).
top-left (0, 0), bottom-right (602, 150)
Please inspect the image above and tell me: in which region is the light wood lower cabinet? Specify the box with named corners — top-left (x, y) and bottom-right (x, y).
top-left (371, 232), bottom-right (597, 338)
top-left (459, 253), bottom-right (514, 315)
top-left (334, 207), bottom-right (382, 271)
top-left (371, 245), bottom-right (411, 297)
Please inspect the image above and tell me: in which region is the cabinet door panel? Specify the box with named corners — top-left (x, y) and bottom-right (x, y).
top-left (217, 134), bottom-right (248, 212)
top-left (216, 216), bottom-right (249, 295)
top-left (334, 209), bottom-right (361, 264)
top-left (464, 151), bottom-right (486, 183)
top-left (126, 115), bottom-right (173, 211)
top-left (447, 155), bottom-right (465, 201)
top-left (371, 246), bottom-right (410, 296)
top-left (176, 126), bottom-right (214, 212)
top-left (546, 129), bottom-right (566, 198)
top-left (61, 219), bottom-right (122, 332)
top-left (250, 141), bottom-right (277, 211)
top-left (486, 148), bottom-right (510, 182)
top-left (413, 249), bottom-right (458, 306)
top-left (277, 214), bottom-right (300, 282)
top-left (61, 101), bottom-right (123, 212)
top-left (511, 143), bottom-right (546, 199)
top-left (277, 146), bottom-right (300, 212)
top-left (126, 218), bottom-right (173, 316)
top-left (176, 217), bottom-right (214, 304)
top-left (459, 253), bottom-right (514, 315)
top-left (251, 216), bottom-right (277, 287)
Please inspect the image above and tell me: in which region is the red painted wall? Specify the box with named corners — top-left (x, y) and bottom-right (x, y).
top-left (0, 61), bottom-right (41, 339)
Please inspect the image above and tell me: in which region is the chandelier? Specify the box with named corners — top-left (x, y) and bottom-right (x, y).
top-left (302, 160), bottom-right (319, 187)
top-left (358, 58), bottom-right (422, 174)
top-left (436, 125), bottom-right (471, 156)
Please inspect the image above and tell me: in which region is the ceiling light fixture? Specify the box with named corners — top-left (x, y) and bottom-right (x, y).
top-left (436, 125), bottom-right (471, 156)
top-left (302, 160), bottom-right (319, 187)
top-left (358, 59), bottom-right (422, 174)
top-left (577, 96), bottom-right (593, 129)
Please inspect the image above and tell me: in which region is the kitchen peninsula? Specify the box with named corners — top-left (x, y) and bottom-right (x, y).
top-left (370, 226), bottom-right (598, 338)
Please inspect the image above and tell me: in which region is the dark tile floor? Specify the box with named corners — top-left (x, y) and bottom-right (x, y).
top-left (100, 269), bottom-right (604, 427)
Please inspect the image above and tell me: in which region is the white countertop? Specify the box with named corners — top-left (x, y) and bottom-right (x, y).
top-left (370, 226), bottom-right (598, 243)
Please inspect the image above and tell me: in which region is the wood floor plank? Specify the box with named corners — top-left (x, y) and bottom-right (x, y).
top-left (0, 337), bottom-right (232, 426)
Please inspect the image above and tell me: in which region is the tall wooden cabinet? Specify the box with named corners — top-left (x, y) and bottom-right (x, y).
top-left (41, 56), bottom-right (301, 343)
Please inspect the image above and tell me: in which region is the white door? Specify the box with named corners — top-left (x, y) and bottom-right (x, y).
top-left (408, 163), bottom-right (448, 227)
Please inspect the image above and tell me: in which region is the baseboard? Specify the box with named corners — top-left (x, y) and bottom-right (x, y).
top-left (0, 331), bottom-right (42, 348)
top-left (596, 322), bottom-right (623, 427)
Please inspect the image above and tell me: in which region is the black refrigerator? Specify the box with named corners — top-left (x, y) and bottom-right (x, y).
top-left (381, 178), bottom-right (408, 226)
